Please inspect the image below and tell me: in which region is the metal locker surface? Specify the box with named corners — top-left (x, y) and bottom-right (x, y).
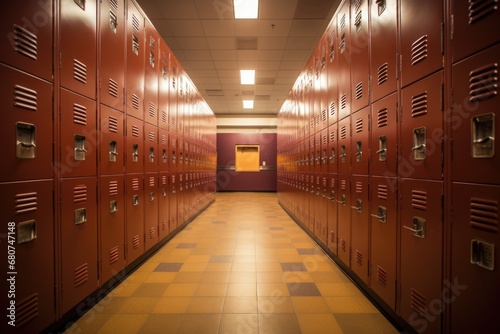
top-left (0, 64), bottom-right (53, 182)
top-left (370, 175), bottom-right (397, 310)
top-left (400, 178), bottom-right (443, 334)
top-left (337, 1), bottom-right (351, 121)
top-left (125, 173), bottom-right (144, 264)
top-left (400, 0), bottom-right (443, 88)
top-left (144, 20), bottom-right (159, 126)
top-left (320, 129), bottom-right (329, 174)
top-left (158, 39), bottom-right (170, 131)
top-left (99, 105), bottom-right (125, 175)
top-left (0, 180), bottom-right (55, 333)
top-left (450, 182), bottom-right (500, 333)
top-left (144, 123), bottom-right (158, 173)
top-left (178, 172), bottom-right (186, 225)
top-left (451, 44), bottom-right (500, 185)
top-left (350, 107), bottom-right (370, 175)
top-left (314, 133), bottom-right (321, 173)
top-left (319, 35), bottom-right (329, 131)
top-left (370, 0), bottom-right (397, 102)
top-left (337, 174), bottom-right (351, 267)
top-left (125, 115), bottom-right (144, 174)
top-left (60, 0), bottom-right (97, 99)
top-left (350, 174), bottom-right (369, 284)
top-left (1, 1), bottom-right (53, 82)
top-left (99, 0), bottom-right (126, 111)
top-left (125, 0), bottom-right (145, 119)
top-left (144, 173), bottom-right (159, 251)
top-left (308, 173), bottom-right (316, 232)
top-left (60, 177), bottom-right (98, 314)
top-left (327, 123), bottom-right (338, 174)
top-left (60, 88), bottom-right (97, 178)
top-left (169, 172), bottom-right (178, 231)
top-left (338, 116), bottom-right (351, 175)
top-left (169, 54), bottom-right (179, 134)
top-left (401, 71), bottom-right (443, 180)
top-left (313, 173), bottom-right (322, 237)
top-left (99, 175), bottom-right (125, 285)
top-left (159, 128), bottom-right (169, 172)
top-left (178, 137), bottom-right (185, 172)
top-left (326, 16), bottom-right (339, 127)
top-left (327, 173), bottom-right (338, 255)
top-left (158, 172), bottom-right (169, 239)
top-left (170, 133), bottom-right (178, 171)
top-left (371, 93), bottom-right (397, 177)
top-left (452, 0), bottom-right (500, 63)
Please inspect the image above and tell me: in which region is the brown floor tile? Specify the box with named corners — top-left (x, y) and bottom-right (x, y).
top-left (132, 283), bottom-right (168, 297)
top-left (137, 314), bottom-right (184, 333)
top-left (296, 313), bottom-right (344, 334)
top-left (177, 314), bottom-right (221, 334)
top-left (187, 297), bottom-right (224, 313)
top-left (219, 314), bottom-right (259, 334)
top-left (259, 313), bottom-right (302, 334)
top-left (334, 313), bottom-right (400, 334)
top-left (223, 296), bottom-right (258, 313)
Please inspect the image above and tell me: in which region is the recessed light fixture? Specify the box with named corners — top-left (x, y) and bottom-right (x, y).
top-left (243, 100), bottom-right (254, 109)
top-left (240, 70), bottom-right (255, 85)
top-left (234, 0), bottom-right (259, 19)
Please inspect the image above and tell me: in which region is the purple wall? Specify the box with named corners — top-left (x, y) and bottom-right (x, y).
top-left (217, 133), bottom-right (277, 191)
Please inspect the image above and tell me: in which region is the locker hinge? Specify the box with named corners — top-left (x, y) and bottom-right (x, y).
top-left (59, 52), bottom-right (62, 69)
top-left (441, 137), bottom-right (445, 177)
top-left (441, 194), bottom-right (445, 222)
top-left (441, 82), bottom-right (445, 112)
top-left (450, 204), bottom-right (453, 225)
top-left (396, 53), bottom-right (399, 80)
top-left (367, 259), bottom-right (370, 277)
top-left (451, 15), bottom-right (454, 40)
top-left (441, 22), bottom-right (445, 54)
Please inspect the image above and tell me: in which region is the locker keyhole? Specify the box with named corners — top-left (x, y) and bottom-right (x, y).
top-left (472, 113), bottom-right (495, 158)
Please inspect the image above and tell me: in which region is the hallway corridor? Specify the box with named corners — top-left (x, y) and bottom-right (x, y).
top-left (66, 192), bottom-right (399, 334)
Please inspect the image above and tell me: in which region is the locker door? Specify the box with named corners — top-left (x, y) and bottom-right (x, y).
top-left (125, 174), bottom-right (144, 264)
top-left (450, 182), bottom-right (500, 333)
top-left (144, 173), bottom-right (158, 251)
top-left (60, 177), bottom-right (98, 314)
top-left (125, 115), bottom-right (144, 174)
top-left (159, 128), bottom-right (169, 172)
top-left (337, 2), bottom-right (351, 120)
top-left (144, 20), bottom-right (159, 126)
top-left (60, 0), bottom-right (97, 99)
top-left (401, 71), bottom-right (443, 180)
top-left (337, 175), bottom-right (351, 267)
top-left (99, 0), bottom-right (125, 111)
top-left (0, 65), bottom-right (53, 182)
top-left (327, 13), bottom-right (338, 127)
top-left (0, 180), bottom-right (55, 333)
top-left (170, 133), bottom-right (178, 171)
top-left (314, 174), bottom-right (321, 237)
top-left (350, 174), bottom-right (369, 284)
top-left (158, 39), bottom-right (170, 131)
top-left (350, 0), bottom-right (370, 113)
top-left (144, 123), bottom-right (158, 173)
top-left (314, 133), bottom-right (321, 173)
top-left (328, 123), bottom-right (338, 174)
top-left (370, 0), bottom-right (397, 102)
top-left (319, 175), bottom-right (329, 245)
top-left (99, 175), bottom-right (125, 285)
top-left (1, 1), bottom-right (53, 81)
top-left (178, 172), bottom-right (186, 225)
top-left (99, 105), bottom-right (125, 175)
top-left (320, 129), bottom-right (329, 174)
top-left (400, 0), bottom-right (443, 87)
top-left (169, 172), bottom-right (178, 231)
top-left (178, 137), bottom-right (185, 172)
top-left (452, 0), bottom-right (500, 62)
top-left (350, 107), bottom-right (370, 175)
top-left (125, 0), bottom-right (144, 119)
top-left (370, 175), bottom-right (397, 310)
top-left (327, 174), bottom-right (338, 255)
top-left (371, 93), bottom-right (397, 177)
top-left (451, 44), bottom-right (500, 185)
top-left (400, 179), bottom-right (443, 334)
top-left (338, 117), bottom-right (351, 175)
top-left (169, 54), bottom-right (179, 134)
top-left (319, 36), bottom-right (329, 131)
top-left (60, 88), bottom-right (97, 178)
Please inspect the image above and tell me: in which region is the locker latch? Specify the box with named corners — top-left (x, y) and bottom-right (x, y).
top-left (132, 35), bottom-right (139, 55)
top-left (330, 148), bottom-right (335, 164)
top-left (133, 195), bottom-right (139, 206)
top-left (162, 188), bottom-right (167, 197)
top-left (340, 145), bottom-right (347, 163)
top-left (149, 192), bottom-right (155, 202)
top-left (17, 220), bottom-right (37, 244)
top-left (337, 194), bottom-right (346, 206)
top-left (329, 191), bottom-right (335, 201)
top-left (471, 239), bottom-right (494, 270)
top-left (411, 127), bottom-right (426, 160)
top-left (109, 200), bottom-right (118, 213)
top-left (172, 186), bottom-right (176, 194)
top-left (16, 122), bottom-right (36, 159)
top-left (351, 199), bottom-right (362, 213)
top-left (376, 0), bottom-right (387, 16)
top-left (162, 149), bottom-right (167, 164)
top-left (371, 206), bottom-right (387, 223)
top-left (132, 144), bottom-right (139, 162)
top-left (355, 141), bottom-right (362, 162)
top-left (472, 113), bottom-right (495, 158)
top-left (149, 147), bottom-right (155, 163)
top-left (322, 149), bottom-right (327, 164)
top-left (109, 141), bottom-right (118, 162)
top-left (377, 136), bottom-right (387, 161)
top-left (403, 216), bottom-right (426, 238)
top-left (74, 135), bottom-right (87, 161)
top-left (172, 151), bottom-right (176, 164)
top-left (74, 208), bottom-right (87, 225)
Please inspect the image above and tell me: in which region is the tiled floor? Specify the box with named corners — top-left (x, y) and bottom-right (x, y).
top-left (66, 192), bottom-right (399, 334)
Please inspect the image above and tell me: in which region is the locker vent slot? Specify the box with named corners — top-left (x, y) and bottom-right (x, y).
top-left (16, 293), bottom-right (39, 328)
top-left (377, 266), bottom-right (387, 287)
top-left (377, 108), bottom-right (388, 127)
top-left (148, 131), bottom-right (155, 142)
top-left (109, 116), bottom-right (118, 133)
top-left (73, 103), bottom-right (87, 126)
top-left (410, 288), bottom-right (427, 317)
top-left (74, 0), bottom-right (85, 10)
top-left (132, 178), bottom-right (139, 191)
top-left (340, 13), bottom-right (346, 30)
top-left (149, 227), bottom-right (155, 239)
top-left (171, 116), bottom-right (177, 128)
top-left (149, 103), bottom-right (156, 118)
top-left (162, 221), bottom-right (167, 231)
top-left (161, 134), bottom-right (167, 146)
top-left (109, 180), bottom-right (118, 196)
top-left (109, 246), bottom-right (119, 264)
top-left (161, 110), bottom-right (167, 124)
top-left (469, 0), bottom-right (498, 24)
top-left (469, 63), bottom-right (498, 103)
top-left (341, 179), bottom-right (347, 191)
top-left (378, 184), bottom-right (388, 200)
top-left (411, 190), bottom-right (427, 210)
top-left (109, 0), bottom-right (118, 11)
top-left (73, 59), bottom-right (87, 84)
top-left (132, 94), bottom-right (140, 110)
top-left (17, 220), bottom-right (37, 244)
top-left (353, 0), bottom-right (362, 13)
top-left (74, 185), bottom-right (87, 203)
top-left (109, 10), bottom-right (118, 33)
top-left (315, 114), bottom-right (320, 126)
top-left (330, 231), bottom-right (335, 243)
top-left (355, 118), bottom-right (363, 133)
top-left (355, 82), bottom-right (363, 100)
top-left (340, 125), bottom-right (347, 139)
top-left (12, 25), bottom-right (38, 60)
top-left (340, 239), bottom-right (346, 252)
top-left (411, 92), bottom-right (428, 117)
top-left (329, 102), bottom-right (336, 117)
top-left (376, 63), bottom-right (388, 86)
top-left (355, 250), bottom-right (363, 265)
top-left (340, 93), bottom-right (347, 110)
top-left (322, 109), bottom-right (328, 122)
top-left (132, 125), bottom-right (139, 137)
top-left (171, 76), bottom-right (176, 90)
top-left (149, 177), bottom-right (155, 187)
top-left (132, 14), bottom-right (140, 32)
top-left (162, 175), bottom-right (167, 185)
top-left (355, 181), bottom-right (362, 193)
top-left (470, 198), bottom-right (498, 232)
top-left (329, 130), bottom-right (335, 142)
top-left (108, 79), bottom-right (118, 98)
top-left (15, 192), bottom-right (38, 215)
top-left (74, 263), bottom-right (89, 288)
top-left (133, 234), bottom-right (140, 249)
top-left (411, 35), bottom-right (428, 66)
top-left (14, 85), bottom-right (38, 111)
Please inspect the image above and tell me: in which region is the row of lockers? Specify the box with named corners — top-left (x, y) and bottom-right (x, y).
top-left (278, 0), bottom-right (498, 333)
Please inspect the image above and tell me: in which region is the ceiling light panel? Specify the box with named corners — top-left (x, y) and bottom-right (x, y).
top-left (234, 0), bottom-right (259, 19)
top-left (243, 100), bottom-right (254, 109)
top-left (240, 70), bottom-right (255, 85)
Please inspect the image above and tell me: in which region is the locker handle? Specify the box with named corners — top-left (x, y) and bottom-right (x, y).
top-left (410, 144), bottom-right (426, 151)
top-left (74, 147), bottom-right (88, 152)
top-left (17, 141), bottom-right (36, 148)
top-left (355, 151), bottom-right (362, 156)
top-left (132, 152), bottom-right (139, 157)
top-left (110, 151), bottom-right (118, 156)
top-left (375, 148), bottom-right (386, 154)
top-left (371, 213), bottom-right (384, 219)
top-left (403, 225), bottom-right (424, 233)
top-left (339, 153), bottom-right (347, 157)
top-left (473, 136), bottom-right (494, 144)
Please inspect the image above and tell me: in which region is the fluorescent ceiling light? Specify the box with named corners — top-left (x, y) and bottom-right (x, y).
top-left (243, 100), bottom-right (254, 109)
top-left (240, 70), bottom-right (255, 85)
top-left (234, 0), bottom-right (259, 19)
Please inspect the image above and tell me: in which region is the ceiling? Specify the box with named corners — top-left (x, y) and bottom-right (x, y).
top-left (135, 0), bottom-right (340, 117)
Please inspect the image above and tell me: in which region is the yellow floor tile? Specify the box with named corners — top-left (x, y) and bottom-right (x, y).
top-left (187, 297), bottom-right (224, 313)
top-left (223, 296), bottom-right (258, 313)
top-left (291, 296), bottom-right (331, 314)
top-left (296, 313), bottom-right (344, 334)
top-left (152, 297), bottom-right (191, 313)
top-left (163, 283), bottom-right (198, 297)
top-left (226, 283), bottom-right (257, 296)
top-left (96, 314), bottom-right (148, 334)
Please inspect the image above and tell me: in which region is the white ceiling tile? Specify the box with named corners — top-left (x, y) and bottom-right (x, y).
top-left (289, 19), bottom-right (325, 37)
top-left (214, 61), bottom-right (239, 70)
top-left (183, 50), bottom-right (213, 61)
top-left (194, 0), bottom-right (234, 19)
top-left (207, 37), bottom-right (236, 50)
top-left (186, 61), bottom-right (216, 70)
top-left (166, 20), bottom-right (204, 36)
top-left (201, 20), bottom-right (235, 36)
top-left (176, 37), bottom-right (210, 50)
top-left (258, 38), bottom-right (288, 50)
top-left (210, 50), bottom-right (238, 61)
top-left (258, 20), bottom-right (292, 37)
top-left (260, 0), bottom-right (298, 19)
top-left (155, 0), bottom-right (198, 19)
top-left (285, 37), bottom-right (318, 50)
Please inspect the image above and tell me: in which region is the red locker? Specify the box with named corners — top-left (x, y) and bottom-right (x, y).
top-left (350, 174), bottom-right (369, 284)
top-left (158, 39), bottom-right (170, 131)
top-left (337, 174), bottom-right (351, 266)
top-left (338, 117), bottom-right (351, 174)
top-left (326, 13), bottom-right (338, 127)
top-left (144, 123), bottom-right (158, 173)
top-left (400, 0), bottom-right (443, 87)
top-left (125, 0), bottom-right (144, 119)
top-left (450, 182), bottom-right (500, 333)
top-left (169, 54), bottom-right (179, 134)
top-left (0, 180), bottom-right (55, 333)
top-left (159, 128), bottom-right (169, 172)
top-left (179, 172), bottom-right (187, 225)
top-left (317, 175), bottom-right (329, 245)
top-left (0, 64), bottom-right (53, 182)
top-left (327, 174), bottom-right (338, 255)
top-left (451, 44), bottom-right (500, 185)
top-left (125, 115), bottom-right (144, 174)
top-left (169, 172), bottom-right (178, 231)
top-left (370, 0), bottom-right (397, 102)
top-left (60, 88), bottom-right (97, 178)
top-left (99, 0), bottom-right (125, 111)
top-left (314, 133), bottom-right (321, 173)
top-left (170, 133), bottom-right (178, 171)
top-left (99, 175), bottom-right (125, 285)
top-left (371, 93), bottom-right (397, 177)
top-left (452, 0), bottom-right (500, 63)
top-left (1, 1), bottom-right (53, 82)
top-left (400, 179), bottom-right (443, 334)
top-left (99, 105), bottom-right (124, 175)
top-left (313, 173), bottom-right (321, 236)
top-left (144, 173), bottom-right (159, 251)
top-left (177, 73), bottom-right (187, 136)
top-left (158, 172), bottom-right (169, 239)
top-left (350, 107), bottom-right (370, 175)
top-left (327, 123), bottom-right (338, 174)
top-left (184, 140), bottom-right (190, 171)
top-left (178, 136), bottom-right (185, 172)
top-left (370, 175), bottom-right (397, 310)
top-left (60, 177), bottom-right (98, 314)
top-left (319, 35), bottom-right (329, 131)
top-left (60, 0), bottom-right (97, 99)
top-left (320, 129), bottom-right (329, 174)
top-left (125, 174), bottom-right (144, 264)
top-left (337, 2), bottom-right (351, 121)
top-left (144, 20), bottom-right (159, 126)
top-left (401, 71), bottom-right (443, 180)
